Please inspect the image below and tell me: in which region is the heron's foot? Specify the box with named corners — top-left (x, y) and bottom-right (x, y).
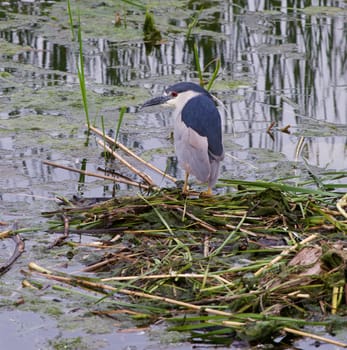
top-left (200, 187), bottom-right (213, 197)
top-left (182, 184), bottom-right (190, 196)
top-left (182, 172), bottom-right (190, 195)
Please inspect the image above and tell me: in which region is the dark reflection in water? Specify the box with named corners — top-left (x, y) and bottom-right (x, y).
top-left (2, 0), bottom-right (55, 16)
top-left (1, 28), bottom-right (68, 72)
top-left (40, 2), bottom-right (347, 133)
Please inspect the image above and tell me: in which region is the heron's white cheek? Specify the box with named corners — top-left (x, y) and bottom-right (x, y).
top-left (164, 99), bottom-right (177, 107)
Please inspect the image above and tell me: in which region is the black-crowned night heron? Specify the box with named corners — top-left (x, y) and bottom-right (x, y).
top-left (142, 82), bottom-right (224, 196)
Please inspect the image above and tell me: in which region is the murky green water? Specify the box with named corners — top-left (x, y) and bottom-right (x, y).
top-left (1, 0), bottom-right (346, 349)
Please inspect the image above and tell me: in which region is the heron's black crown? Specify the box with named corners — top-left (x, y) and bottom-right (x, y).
top-left (165, 82), bottom-right (210, 97)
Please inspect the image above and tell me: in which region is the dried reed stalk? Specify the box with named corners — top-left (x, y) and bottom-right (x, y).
top-left (97, 140), bottom-right (155, 186)
top-left (90, 124), bottom-right (177, 183)
top-left (254, 234), bottom-right (318, 277)
top-left (43, 160), bottom-right (151, 190)
top-left (336, 193), bottom-right (347, 219)
top-left (28, 262), bottom-right (347, 348)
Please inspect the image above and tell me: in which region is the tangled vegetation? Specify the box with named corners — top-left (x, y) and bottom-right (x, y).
top-left (29, 140), bottom-right (347, 347)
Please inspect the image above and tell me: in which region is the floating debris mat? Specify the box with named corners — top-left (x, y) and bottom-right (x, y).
top-left (26, 179), bottom-right (347, 348)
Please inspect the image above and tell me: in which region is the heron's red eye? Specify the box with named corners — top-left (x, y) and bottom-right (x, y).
top-left (171, 91), bottom-right (178, 97)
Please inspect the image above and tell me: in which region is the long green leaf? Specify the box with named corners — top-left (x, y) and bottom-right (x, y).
top-left (67, 0), bottom-right (75, 40)
top-left (114, 106), bottom-right (126, 144)
top-left (193, 43), bottom-right (204, 86)
top-left (120, 0), bottom-right (146, 9)
top-left (76, 14), bottom-right (90, 128)
top-left (206, 59), bottom-right (220, 91)
top-left (220, 179), bottom-right (341, 197)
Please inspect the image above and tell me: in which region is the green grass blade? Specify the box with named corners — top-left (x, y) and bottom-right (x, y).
top-left (67, 0), bottom-right (75, 41)
top-left (114, 106), bottom-right (126, 144)
top-left (186, 12), bottom-right (200, 40)
top-left (220, 179), bottom-right (341, 197)
top-left (206, 58), bottom-right (220, 91)
top-left (209, 213), bottom-right (246, 257)
top-left (120, 0), bottom-right (146, 9)
top-left (138, 194), bottom-right (174, 235)
top-left (193, 43), bottom-right (204, 86)
top-left (76, 14), bottom-right (90, 128)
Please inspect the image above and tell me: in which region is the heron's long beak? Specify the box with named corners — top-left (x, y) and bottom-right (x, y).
top-left (141, 95), bottom-right (171, 108)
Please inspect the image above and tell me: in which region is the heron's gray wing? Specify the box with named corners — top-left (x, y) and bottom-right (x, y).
top-left (174, 119), bottom-right (211, 183)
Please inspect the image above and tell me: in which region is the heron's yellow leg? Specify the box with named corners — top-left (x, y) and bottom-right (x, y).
top-left (200, 186), bottom-right (213, 197)
top-left (182, 172), bottom-right (189, 194)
